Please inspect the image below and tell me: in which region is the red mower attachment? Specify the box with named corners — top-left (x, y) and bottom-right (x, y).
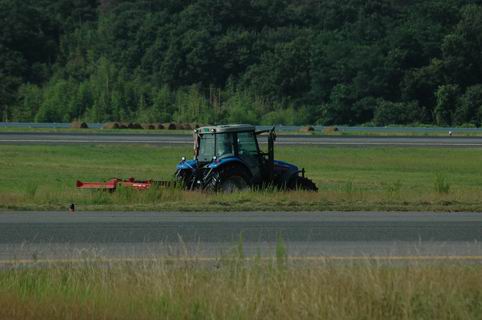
top-left (76, 178), bottom-right (172, 191)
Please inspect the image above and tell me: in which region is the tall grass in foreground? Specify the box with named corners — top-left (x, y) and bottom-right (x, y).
top-left (0, 258), bottom-right (481, 320)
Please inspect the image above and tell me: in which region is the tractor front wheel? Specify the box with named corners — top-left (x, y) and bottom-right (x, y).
top-left (289, 176), bottom-right (318, 191)
top-left (174, 169), bottom-right (193, 190)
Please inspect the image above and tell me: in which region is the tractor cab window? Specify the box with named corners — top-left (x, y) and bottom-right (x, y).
top-left (216, 133), bottom-right (234, 158)
top-left (237, 132), bottom-right (258, 156)
top-left (198, 134), bottom-right (215, 162)
top-left (198, 133), bottom-right (235, 161)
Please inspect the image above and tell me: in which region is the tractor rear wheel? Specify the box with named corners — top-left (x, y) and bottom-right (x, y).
top-left (289, 176), bottom-right (318, 191)
top-left (205, 165), bottom-right (251, 192)
top-left (220, 175), bottom-right (248, 192)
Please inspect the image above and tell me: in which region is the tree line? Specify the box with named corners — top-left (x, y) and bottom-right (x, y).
top-left (1, 0), bottom-right (482, 126)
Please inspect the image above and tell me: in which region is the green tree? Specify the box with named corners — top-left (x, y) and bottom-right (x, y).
top-left (455, 85), bottom-right (482, 126)
top-left (13, 84), bottom-right (42, 121)
top-left (85, 57), bottom-right (117, 121)
top-left (2, 0), bottom-right (481, 125)
top-left (373, 100), bottom-right (420, 126)
top-left (320, 84), bottom-right (356, 125)
top-left (261, 106), bottom-right (298, 126)
top-left (0, 63), bottom-right (22, 121)
top-left (174, 85), bottom-right (214, 124)
top-left (224, 91), bottom-right (259, 124)
top-left (400, 59), bottom-right (445, 123)
top-left (0, 0), bottom-right (52, 119)
top-left (242, 30), bottom-right (313, 102)
top-left (442, 4), bottom-right (482, 88)
top-left (434, 84), bottom-right (460, 126)
top-left (71, 82), bottom-right (93, 120)
top-left (35, 79), bottom-right (76, 122)
top-left (152, 86), bottom-right (174, 122)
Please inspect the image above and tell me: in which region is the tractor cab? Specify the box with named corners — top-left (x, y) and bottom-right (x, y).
top-left (194, 125), bottom-right (262, 178)
top-left (176, 124), bottom-right (317, 192)
top-left (196, 124), bottom-right (256, 160)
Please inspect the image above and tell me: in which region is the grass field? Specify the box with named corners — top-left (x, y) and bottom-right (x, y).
top-left (1, 256), bottom-right (481, 320)
top-left (2, 145), bottom-right (481, 319)
top-left (1, 144), bottom-right (481, 211)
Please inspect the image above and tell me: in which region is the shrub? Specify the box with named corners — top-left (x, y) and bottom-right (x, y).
top-left (261, 106), bottom-right (297, 125)
top-left (373, 100), bottom-right (420, 126)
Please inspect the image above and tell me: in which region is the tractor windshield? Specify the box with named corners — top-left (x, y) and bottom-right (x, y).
top-left (197, 133), bottom-right (234, 162)
top-left (198, 134), bottom-right (215, 162)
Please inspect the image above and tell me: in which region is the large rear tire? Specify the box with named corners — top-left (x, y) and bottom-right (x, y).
top-left (204, 165), bottom-right (251, 192)
top-left (288, 176), bottom-right (318, 191)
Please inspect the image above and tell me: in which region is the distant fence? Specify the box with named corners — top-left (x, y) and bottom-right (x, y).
top-left (1, 122), bottom-right (481, 133)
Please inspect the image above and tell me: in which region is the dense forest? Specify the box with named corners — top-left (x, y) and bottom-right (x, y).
top-left (1, 0), bottom-right (482, 126)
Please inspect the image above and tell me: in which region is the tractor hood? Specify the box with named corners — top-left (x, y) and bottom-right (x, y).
top-left (273, 160), bottom-right (298, 172)
top-left (176, 159), bottom-right (197, 170)
top-left (207, 158), bottom-right (299, 171)
top-left (207, 156), bottom-right (239, 169)
top-left (176, 158), bottom-right (299, 174)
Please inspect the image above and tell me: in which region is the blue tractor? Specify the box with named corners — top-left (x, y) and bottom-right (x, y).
top-left (175, 124), bottom-right (317, 192)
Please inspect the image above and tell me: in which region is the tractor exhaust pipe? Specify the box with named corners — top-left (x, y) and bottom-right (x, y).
top-left (268, 127), bottom-right (276, 180)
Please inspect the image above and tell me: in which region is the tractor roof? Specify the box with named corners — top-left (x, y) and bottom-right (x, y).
top-left (196, 124), bottom-right (255, 134)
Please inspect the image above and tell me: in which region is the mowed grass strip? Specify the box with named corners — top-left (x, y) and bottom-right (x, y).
top-left (0, 258), bottom-right (481, 320)
top-left (0, 144), bottom-right (481, 211)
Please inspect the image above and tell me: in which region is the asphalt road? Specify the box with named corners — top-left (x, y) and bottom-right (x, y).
top-left (1, 132), bottom-right (482, 147)
top-left (1, 212), bottom-right (481, 262)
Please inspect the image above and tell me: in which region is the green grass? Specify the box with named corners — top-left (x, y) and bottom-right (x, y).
top-left (1, 257), bottom-right (481, 320)
top-left (1, 144), bottom-right (481, 211)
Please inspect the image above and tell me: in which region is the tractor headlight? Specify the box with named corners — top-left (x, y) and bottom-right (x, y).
top-left (181, 156), bottom-right (186, 161)
top-left (212, 156), bottom-right (217, 161)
